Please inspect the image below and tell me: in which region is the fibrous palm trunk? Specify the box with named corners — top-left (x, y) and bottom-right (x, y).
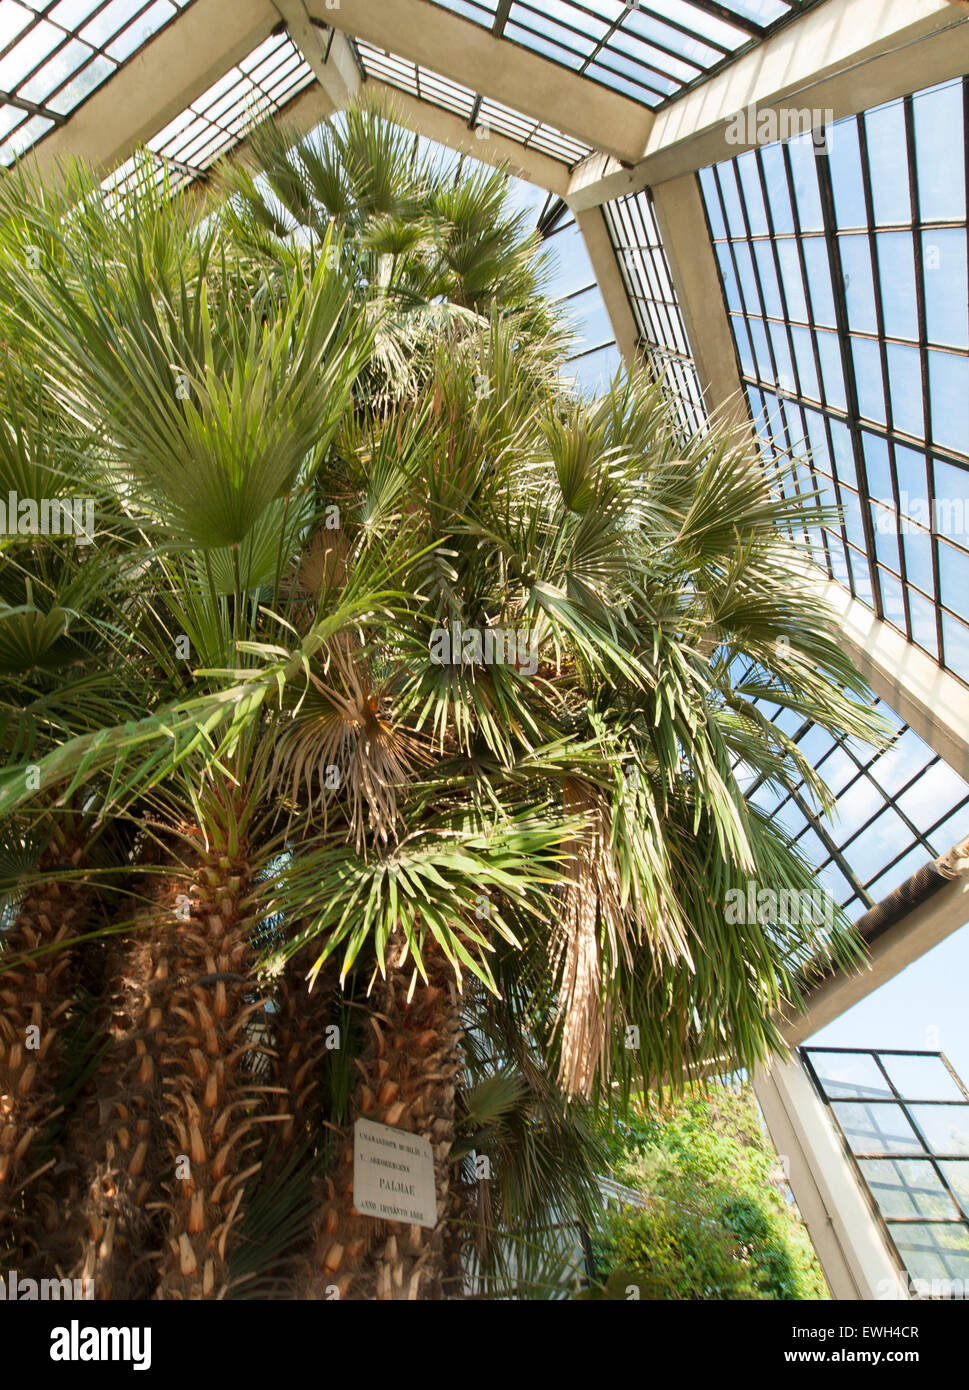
top-left (62, 895), bottom-right (178, 1298)
top-left (154, 849), bottom-right (268, 1299)
top-left (269, 946), bottom-right (339, 1157)
top-left (0, 843), bottom-right (87, 1255)
top-left (299, 939), bottom-right (463, 1300)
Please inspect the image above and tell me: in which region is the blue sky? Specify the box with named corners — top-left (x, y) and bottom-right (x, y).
top-left (810, 923), bottom-right (969, 1087)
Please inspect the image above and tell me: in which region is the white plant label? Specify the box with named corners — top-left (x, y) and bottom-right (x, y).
top-left (353, 1118), bottom-right (437, 1229)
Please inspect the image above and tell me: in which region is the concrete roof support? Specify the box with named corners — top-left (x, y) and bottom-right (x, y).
top-left (27, 0), bottom-right (280, 180)
top-left (753, 1055), bottom-right (904, 1300)
top-left (648, 174), bottom-right (748, 429)
top-left (571, 207), bottom-right (641, 371)
top-left (273, 1), bottom-right (359, 112)
top-left (569, 0), bottom-right (969, 209)
top-left (304, 0), bottom-right (651, 164)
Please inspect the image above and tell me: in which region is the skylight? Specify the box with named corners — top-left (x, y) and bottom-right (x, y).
top-left (700, 77), bottom-right (969, 686)
top-left (352, 38), bottom-right (593, 167)
top-left (427, 0), bottom-right (819, 110)
top-left (101, 31), bottom-right (314, 201)
top-left (604, 186), bottom-right (707, 436)
top-left (0, 0), bottom-right (194, 166)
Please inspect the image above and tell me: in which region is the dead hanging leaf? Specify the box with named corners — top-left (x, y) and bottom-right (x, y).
top-left (270, 636), bottom-right (430, 852)
top-left (550, 779), bottom-right (631, 1101)
top-left (288, 526), bottom-right (351, 615)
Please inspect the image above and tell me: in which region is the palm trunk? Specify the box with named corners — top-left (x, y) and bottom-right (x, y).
top-left (62, 898), bottom-right (177, 1298)
top-left (154, 849), bottom-right (268, 1300)
top-left (300, 939), bottom-right (463, 1300)
top-left (269, 947), bottom-right (338, 1157)
top-left (0, 844), bottom-right (87, 1255)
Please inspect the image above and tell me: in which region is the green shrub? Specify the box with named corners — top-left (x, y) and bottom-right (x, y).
top-left (590, 1084), bottom-right (828, 1300)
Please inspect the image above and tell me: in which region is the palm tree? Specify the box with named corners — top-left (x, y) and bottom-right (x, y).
top-left (0, 154), bottom-right (384, 1296)
top-left (0, 110), bottom-right (885, 1300)
top-left (219, 103), bottom-right (569, 405)
top-left (0, 294), bottom-right (153, 1262)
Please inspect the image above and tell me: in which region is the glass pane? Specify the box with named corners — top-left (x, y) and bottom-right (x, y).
top-left (908, 1105), bottom-right (969, 1156)
top-left (809, 1050), bottom-right (893, 1099)
top-left (866, 101), bottom-right (910, 225)
top-left (0, 3), bottom-right (33, 51)
top-left (858, 1158), bottom-right (960, 1220)
top-left (940, 1161), bottom-right (969, 1218)
top-left (80, 0), bottom-right (147, 47)
top-left (889, 1221), bottom-right (969, 1285)
top-left (0, 19), bottom-right (62, 91)
top-left (831, 1100), bottom-right (924, 1155)
top-left (19, 37), bottom-right (92, 105)
top-left (106, 0), bottom-right (177, 63)
top-left (913, 81), bottom-right (966, 223)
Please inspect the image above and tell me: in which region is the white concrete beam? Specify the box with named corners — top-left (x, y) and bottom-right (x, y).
top-left (361, 82), bottom-right (569, 194)
top-left (315, 26), bottom-right (363, 109)
top-left (272, 0), bottom-right (345, 112)
top-left (569, 0), bottom-right (969, 209)
top-left (274, 0), bottom-right (330, 78)
top-left (271, 6), bottom-right (363, 112)
top-left (572, 207), bottom-right (641, 370)
top-left (779, 875), bottom-right (969, 1048)
top-left (753, 1056), bottom-right (903, 1300)
top-left (649, 174), bottom-right (747, 429)
top-left (822, 580), bottom-right (969, 780)
top-left (305, 0), bottom-right (650, 165)
top-left (27, 0), bottom-right (279, 181)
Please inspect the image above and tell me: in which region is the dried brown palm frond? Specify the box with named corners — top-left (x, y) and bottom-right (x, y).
top-left (550, 779), bottom-right (632, 1102)
top-left (271, 640), bottom-right (431, 852)
top-left (286, 525), bottom-right (352, 627)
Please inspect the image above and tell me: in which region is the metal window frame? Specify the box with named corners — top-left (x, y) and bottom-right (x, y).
top-left (802, 1045), bottom-right (969, 1295)
top-left (698, 82), bottom-right (969, 686)
top-left (429, 0), bottom-right (825, 111)
top-left (603, 186), bottom-right (708, 436)
top-left (0, 0), bottom-right (196, 165)
top-left (351, 38), bottom-right (593, 167)
top-left (732, 658), bottom-right (969, 915)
